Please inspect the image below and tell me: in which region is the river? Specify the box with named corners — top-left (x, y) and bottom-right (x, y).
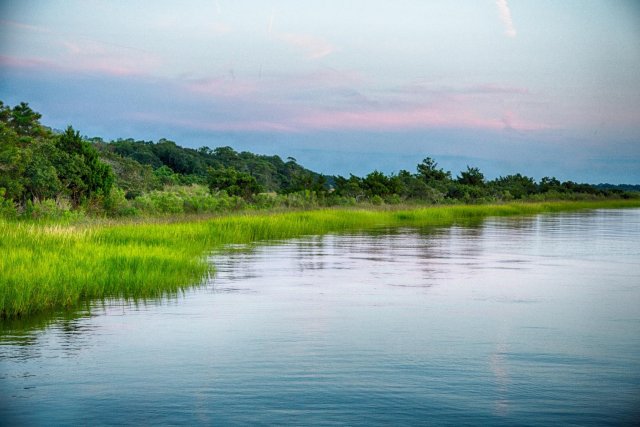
top-left (1, 209), bottom-right (639, 425)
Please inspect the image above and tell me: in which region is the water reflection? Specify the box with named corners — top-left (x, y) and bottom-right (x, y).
top-left (1, 209), bottom-right (639, 425)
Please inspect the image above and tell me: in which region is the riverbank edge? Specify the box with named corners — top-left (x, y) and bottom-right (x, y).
top-left (2, 199), bottom-right (639, 319)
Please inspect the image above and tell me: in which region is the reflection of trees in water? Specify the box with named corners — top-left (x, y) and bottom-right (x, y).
top-left (287, 227), bottom-right (489, 288)
top-left (0, 214), bottom-right (547, 352)
top-left (208, 221), bottom-right (505, 294)
top-left (0, 297), bottom-right (154, 355)
top-left (0, 307), bottom-right (93, 360)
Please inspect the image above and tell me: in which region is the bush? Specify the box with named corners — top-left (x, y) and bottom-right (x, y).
top-left (384, 194), bottom-right (402, 205)
top-left (102, 188), bottom-right (138, 217)
top-left (0, 188), bottom-right (17, 219)
top-left (23, 197), bottom-right (83, 220)
top-left (252, 193), bottom-right (279, 209)
top-left (371, 195), bottom-right (384, 205)
top-left (326, 195), bottom-right (357, 206)
top-left (134, 191), bottom-right (183, 214)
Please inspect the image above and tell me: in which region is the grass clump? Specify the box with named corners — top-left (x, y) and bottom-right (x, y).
top-left (1, 199), bottom-right (639, 318)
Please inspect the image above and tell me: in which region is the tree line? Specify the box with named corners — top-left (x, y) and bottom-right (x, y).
top-left (0, 101), bottom-right (634, 218)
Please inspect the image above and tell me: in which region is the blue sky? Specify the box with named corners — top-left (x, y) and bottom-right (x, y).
top-left (1, 0), bottom-right (639, 182)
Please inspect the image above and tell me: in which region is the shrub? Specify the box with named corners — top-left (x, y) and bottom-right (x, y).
top-left (23, 197), bottom-right (82, 220)
top-left (0, 188), bottom-right (17, 219)
top-left (385, 194), bottom-right (402, 205)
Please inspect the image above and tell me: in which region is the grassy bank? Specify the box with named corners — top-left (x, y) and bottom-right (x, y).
top-left (1, 199), bottom-right (639, 318)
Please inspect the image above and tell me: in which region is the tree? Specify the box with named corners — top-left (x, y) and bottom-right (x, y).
top-left (23, 140), bottom-right (63, 201)
top-left (417, 157), bottom-right (450, 182)
top-left (213, 146), bottom-right (240, 168)
top-left (363, 170), bottom-right (391, 197)
top-left (207, 167), bottom-right (262, 199)
top-left (457, 166), bottom-right (485, 186)
top-left (489, 174), bottom-right (537, 199)
top-left (154, 139), bottom-right (204, 175)
top-left (539, 177), bottom-right (563, 193)
top-left (55, 126), bottom-right (114, 205)
top-left (333, 174), bottom-right (364, 199)
top-left (10, 102), bottom-right (43, 137)
top-left (0, 101), bottom-right (11, 123)
top-left (0, 118), bottom-right (26, 201)
top-left (98, 150), bottom-right (159, 198)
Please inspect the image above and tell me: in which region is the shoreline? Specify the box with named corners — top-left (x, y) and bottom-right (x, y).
top-left (2, 199), bottom-right (639, 319)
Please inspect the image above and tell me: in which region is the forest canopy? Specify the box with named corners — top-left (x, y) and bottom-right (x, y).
top-left (0, 101), bottom-right (636, 219)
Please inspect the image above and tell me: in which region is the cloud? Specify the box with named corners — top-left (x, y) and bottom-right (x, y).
top-left (174, 71), bottom-right (546, 133)
top-left (2, 48), bottom-right (547, 135)
top-left (495, 0), bottom-right (517, 38)
top-left (0, 19), bottom-right (52, 34)
top-left (0, 18), bottom-right (160, 76)
top-left (262, 9), bottom-right (333, 60)
top-left (277, 33), bottom-right (334, 59)
top-left (131, 111), bottom-right (296, 133)
top-left (268, 8), bottom-right (275, 36)
top-left (185, 77), bottom-right (258, 98)
top-left (211, 21), bottom-right (232, 34)
top-left (60, 39), bottom-right (160, 76)
top-left (294, 106), bottom-right (547, 132)
top-left (0, 50), bottom-right (157, 77)
top-left (396, 82), bottom-right (530, 97)
top-left (0, 55), bottom-right (50, 69)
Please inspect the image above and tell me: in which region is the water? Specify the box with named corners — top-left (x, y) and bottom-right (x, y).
top-left (2, 209), bottom-right (640, 425)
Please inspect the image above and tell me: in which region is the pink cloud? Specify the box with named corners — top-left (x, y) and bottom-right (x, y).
top-left (1, 32), bottom-right (160, 78)
top-left (181, 69), bottom-right (368, 106)
top-left (0, 19), bottom-right (52, 34)
top-left (211, 21), bottom-right (232, 34)
top-left (277, 33), bottom-right (334, 59)
top-left (0, 53), bottom-right (153, 77)
top-left (467, 84), bottom-right (529, 95)
top-left (172, 72), bottom-right (548, 133)
top-left (131, 97), bottom-right (549, 134)
top-left (294, 106), bottom-right (549, 132)
top-left (496, 0), bottom-right (517, 38)
top-left (1, 19), bottom-right (160, 77)
top-left (59, 39), bottom-right (160, 76)
top-left (184, 77), bottom-right (258, 98)
top-left (131, 111), bottom-right (296, 133)
top-left (280, 68), bottom-right (365, 88)
top-left (0, 55), bottom-right (49, 69)
top-left (396, 82), bottom-right (530, 97)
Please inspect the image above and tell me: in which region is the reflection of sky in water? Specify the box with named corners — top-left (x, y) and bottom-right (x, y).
top-left (1, 209), bottom-right (639, 425)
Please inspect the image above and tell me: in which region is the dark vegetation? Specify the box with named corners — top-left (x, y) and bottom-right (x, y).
top-left (1, 101), bottom-right (637, 219)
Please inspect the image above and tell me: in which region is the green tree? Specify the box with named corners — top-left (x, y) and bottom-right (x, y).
top-left (10, 102), bottom-right (43, 137)
top-left (417, 157), bottom-right (450, 182)
top-left (539, 177), bottom-right (563, 193)
top-left (207, 167), bottom-right (262, 199)
top-left (333, 174), bottom-right (364, 199)
top-left (457, 166), bottom-right (485, 186)
top-left (489, 174), bottom-right (537, 199)
top-left (55, 126), bottom-right (114, 205)
top-left (363, 170), bottom-right (391, 197)
top-left (23, 141), bottom-right (62, 201)
top-left (0, 119), bottom-right (26, 201)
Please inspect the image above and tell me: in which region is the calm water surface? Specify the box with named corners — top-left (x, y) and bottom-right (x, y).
top-left (2, 209), bottom-right (640, 425)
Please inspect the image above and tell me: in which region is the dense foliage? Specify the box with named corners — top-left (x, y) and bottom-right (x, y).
top-left (0, 101), bottom-right (113, 216)
top-left (0, 101), bottom-right (636, 219)
top-left (92, 137), bottom-right (325, 194)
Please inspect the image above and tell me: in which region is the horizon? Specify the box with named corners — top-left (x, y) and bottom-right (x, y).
top-left (36, 118), bottom-right (640, 186)
top-left (1, 1), bottom-right (639, 183)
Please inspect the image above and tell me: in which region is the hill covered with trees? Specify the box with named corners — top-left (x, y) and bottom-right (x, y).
top-left (0, 101), bottom-right (636, 219)
top-left (92, 137), bottom-right (327, 197)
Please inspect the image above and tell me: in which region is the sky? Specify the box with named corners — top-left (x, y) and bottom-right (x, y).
top-left (1, 0), bottom-right (639, 183)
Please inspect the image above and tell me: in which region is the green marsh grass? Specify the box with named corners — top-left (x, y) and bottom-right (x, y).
top-left (2, 199), bottom-right (639, 318)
